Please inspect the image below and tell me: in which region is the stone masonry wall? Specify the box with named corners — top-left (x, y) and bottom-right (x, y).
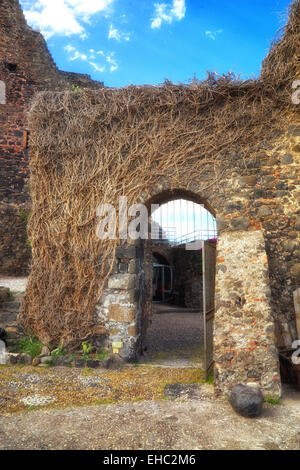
top-left (94, 121), bottom-right (300, 396)
top-left (0, 0), bottom-right (103, 274)
top-left (95, 244), bottom-right (148, 362)
top-left (171, 247), bottom-right (203, 309)
top-left (214, 230), bottom-right (281, 397)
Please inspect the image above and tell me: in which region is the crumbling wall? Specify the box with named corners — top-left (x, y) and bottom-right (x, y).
top-left (0, 0), bottom-right (103, 274)
top-left (21, 0), bottom-right (300, 397)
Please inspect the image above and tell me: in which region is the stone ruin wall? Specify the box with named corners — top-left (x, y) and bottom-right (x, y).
top-left (94, 122), bottom-right (300, 397)
top-left (9, 0), bottom-right (300, 397)
top-left (171, 248), bottom-right (203, 309)
top-left (0, 0), bottom-right (103, 274)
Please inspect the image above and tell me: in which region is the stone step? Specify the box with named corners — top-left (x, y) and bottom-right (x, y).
top-left (0, 311), bottom-right (18, 326)
top-left (5, 325), bottom-right (20, 336)
top-left (2, 301), bottom-right (20, 311)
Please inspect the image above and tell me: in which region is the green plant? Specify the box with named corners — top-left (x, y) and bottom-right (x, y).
top-left (95, 397), bottom-right (115, 405)
top-left (81, 341), bottom-right (93, 359)
top-left (205, 373), bottom-right (214, 385)
top-left (51, 346), bottom-right (65, 358)
top-left (44, 360), bottom-right (53, 367)
top-left (71, 84), bottom-right (80, 92)
top-left (264, 396), bottom-right (280, 405)
top-left (95, 349), bottom-right (109, 360)
top-left (6, 289), bottom-right (14, 302)
top-left (12, 335), bottom-right (42, 358)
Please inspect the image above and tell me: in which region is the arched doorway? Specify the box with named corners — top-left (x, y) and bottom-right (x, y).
top-left (94, 185), bottom-right (281, 397)
top-left (141, 191), bottom-right (217, 374)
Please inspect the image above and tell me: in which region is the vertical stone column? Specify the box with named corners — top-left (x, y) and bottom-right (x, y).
top-left (214, 230), bottom-right (281, 398)
top-left (95, 243), bottom-right (144, 362)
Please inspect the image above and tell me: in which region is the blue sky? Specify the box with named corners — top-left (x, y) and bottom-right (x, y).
top-left (20, 0), bottom-right (292, 88)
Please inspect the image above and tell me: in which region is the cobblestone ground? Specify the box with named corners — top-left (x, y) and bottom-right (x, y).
top-left (142, 304), bottom-right (204, 367)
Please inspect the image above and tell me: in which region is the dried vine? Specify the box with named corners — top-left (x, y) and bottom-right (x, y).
top-left (20, 0), bottom-right (300, 348)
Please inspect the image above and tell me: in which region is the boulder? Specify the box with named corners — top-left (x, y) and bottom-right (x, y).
top-left (20, 353), bottom-right (32, 365)
top-left (40, 356), bottom-right (52, 364)
top-left (229, 384), bottom-right (264, 418)
top-left (40, 345), bottom-right (50, 357)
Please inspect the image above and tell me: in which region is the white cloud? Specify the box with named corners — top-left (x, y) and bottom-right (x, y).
top-left (89, 62), bottom-right (105, 72)
top-left (108, 24), bottom-right (130, 41)
top-left (106, 53), bottom-right (118, 72)
top-left (21, 0), bottom-right (114, 39)
top-left (64, 44), bottom-right (118, 73)
top-left (64, 45), bottom-right (87, 61)
top-left (151, 0), bottom-right (186, 29)
top-left (205, 29), bottom-right (223, 40)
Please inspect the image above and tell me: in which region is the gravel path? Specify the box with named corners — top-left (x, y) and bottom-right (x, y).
top-left (143, 304), bottom-right (204, 366)
top-left (0, 385), bottom-right (299, 450)
top-left (0, 277), bottom-right (27, 293)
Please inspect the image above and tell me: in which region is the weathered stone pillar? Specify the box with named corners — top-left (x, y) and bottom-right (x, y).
top-left (214, 230), bottom-right (281, 398)
top-left (95, 242), bottom-right (147, 362)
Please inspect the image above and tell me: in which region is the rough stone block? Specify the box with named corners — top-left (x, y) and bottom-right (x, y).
top-left (108, 274), bottom-right (136, 290)
top-left (257, 205), bottom-right (272, 217)
top-left (74, 358), bottom-right (85, 368)
top-left (108, 304), bottom-right (136, 323)
top-left (281, 154), bottom-right (294, 164)
top-left (230, 217), bottom-right (250, 230)
top-left (128, 325), bottom-right (137, 337)
top-left (294, 216), bottom-right (300, 230)
top-left (55, 356), bottom-right (73, 366)
top-left (19, 353), bottom-right (32, 365)
top-left (6, 352), bottom-right (20, 365)
top-left (116, 246), bottom-right (136, 259)
top-left (241, 175), bottom-right (257, 186)
top-left (40, 356), bottom-right (52, 364)
top-left (86, 359), bottom-right (100, 368)
top-left (291, 263), bottom-right (300, 278)
top-left (93, 325), bottom-right (107, 336)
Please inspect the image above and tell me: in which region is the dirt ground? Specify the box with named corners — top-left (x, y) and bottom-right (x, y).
top-left (0, 381), bottom-right (299, 450)
top-left (0, 362), bottom-right (299, 450)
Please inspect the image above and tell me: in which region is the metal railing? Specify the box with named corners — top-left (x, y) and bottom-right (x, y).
top-left (151, 227), bottom-right (217, 246)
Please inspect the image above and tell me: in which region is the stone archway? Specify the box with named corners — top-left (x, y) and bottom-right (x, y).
top-left (24, 15), bottom-right (300, 396)
top-left (96, 187), bottom-right (281, 397)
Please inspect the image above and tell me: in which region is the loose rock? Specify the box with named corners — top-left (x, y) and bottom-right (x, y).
top-left (229, 384), bottom-right (264, 418)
